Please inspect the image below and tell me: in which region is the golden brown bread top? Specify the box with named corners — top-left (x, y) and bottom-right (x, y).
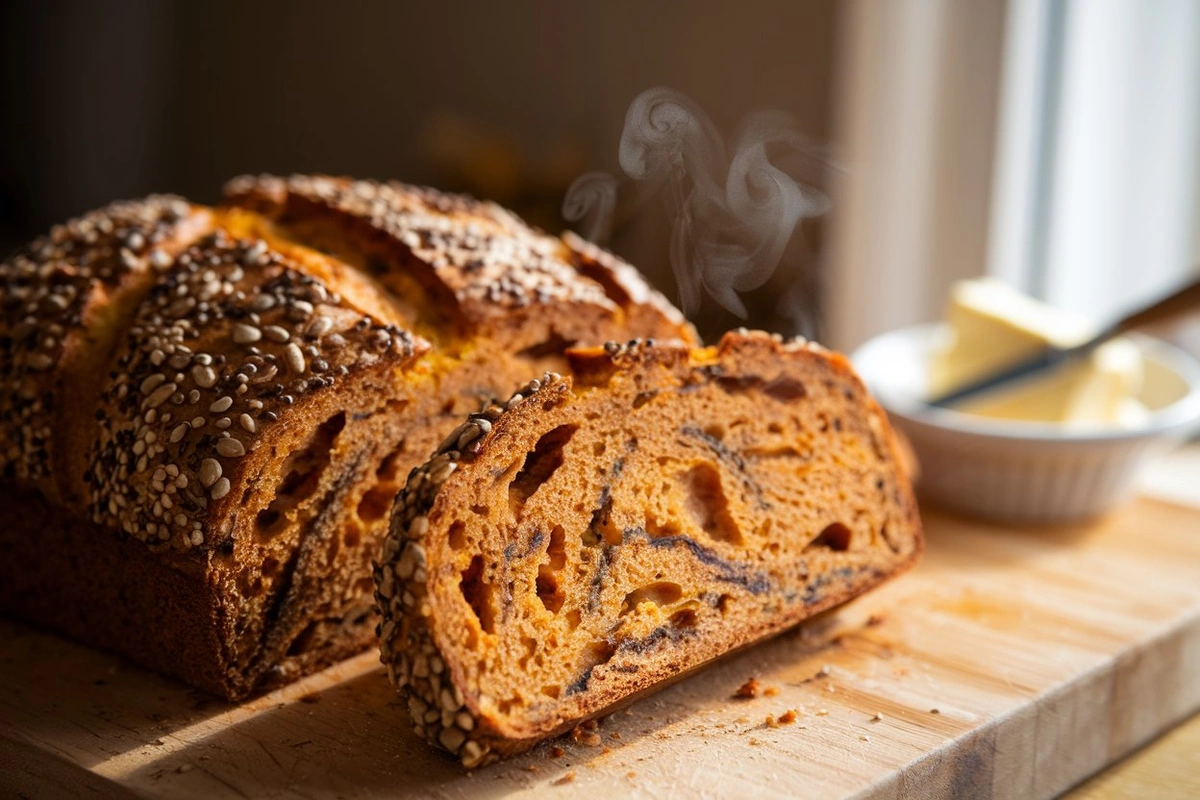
top-left (224, 175), bottom-right (693, 346)
top-left (2, 175), bottom-right (695, 553)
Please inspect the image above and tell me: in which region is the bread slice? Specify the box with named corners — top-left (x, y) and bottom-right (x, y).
top-left (375, 332), bottom-right (923, 767)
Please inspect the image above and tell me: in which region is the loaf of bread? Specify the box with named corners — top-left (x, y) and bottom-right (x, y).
top-left (375, 332), bottom-right (923, 767)
top-left (0, 175), bottom-right (695, 699)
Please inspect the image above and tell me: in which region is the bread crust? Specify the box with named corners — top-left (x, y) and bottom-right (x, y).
top-left (0, 178), bottom-right (694, 699)
top-left (376, 332), bottom-right (923, 767)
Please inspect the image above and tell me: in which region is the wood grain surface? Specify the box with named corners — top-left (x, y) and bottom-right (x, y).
top-left (2, 495), bottom-right (1199, 799)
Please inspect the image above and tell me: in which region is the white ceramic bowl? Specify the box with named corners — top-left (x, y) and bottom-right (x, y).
top-left (851, 324), bottom-right (1200, 523)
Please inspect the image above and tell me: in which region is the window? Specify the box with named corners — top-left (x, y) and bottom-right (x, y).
top-left (827, 0), bottom-right (1200, 350)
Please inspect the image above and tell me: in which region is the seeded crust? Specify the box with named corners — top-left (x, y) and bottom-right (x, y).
top-left (375, 332), bottom-right (923, 767)
top-left (0, 178), bottom-right (695, 699)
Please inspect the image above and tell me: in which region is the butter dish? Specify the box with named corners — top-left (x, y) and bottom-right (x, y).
top-left (852, 325), bottom-right (1200, 522)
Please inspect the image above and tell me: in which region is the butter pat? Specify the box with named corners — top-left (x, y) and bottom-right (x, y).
top-left (931, 278), bottom-right (1148, 427)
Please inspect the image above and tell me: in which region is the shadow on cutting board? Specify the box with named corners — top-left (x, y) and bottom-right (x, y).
top-left (3, 597), bottom-right (895, 797)
top-left (111, 617), bottom-right (858, 798)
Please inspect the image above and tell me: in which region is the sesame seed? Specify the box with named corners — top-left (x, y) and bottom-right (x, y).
top-left (144, 382), bottom-right (176, 409)
top-left (141, 373), bottom-right (166, 394)
top-left (239, 413), bottom-right (256, 433)
top-left (209, 396), bottom-right (233, 413)
top-left (288, 300), bottom-right (314, 321)
top-left (439, 727), bottom-right (466, 753)
top-left (305, 316), bottom-right (332, 337)
top-left (169, 423), bottom-right (189, 443)
top-left (232, 323), bottom-right (261, 344)
top-left (283, 342), bottom-right (306, 374)
top-left (242, 241), bottom-right (268, 265)
top-left (210, 477), bottom-right (231, 499)
top-left (215, 417), bottom-right (231, 429)
top-left (149, 249), bottom-right (172, 270)
top-left (198, 458), bottom-right (222, 487)
top-left (192, 364), bottom-right (217, 388)
top-left (263, 325), bottom-right (289, 342)
top-left (216, 438), bottom-right (245, 458)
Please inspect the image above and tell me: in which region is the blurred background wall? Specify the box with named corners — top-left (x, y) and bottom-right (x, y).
top-left (2, 0), bottom-right (1198, 349)
top-left (0, 0), bottom-right (837, 340)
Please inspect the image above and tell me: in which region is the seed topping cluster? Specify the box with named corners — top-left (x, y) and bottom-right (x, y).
top-left (0, 196), bottom-right (198, 485)
top-left (375, 373), bottom-right (567, 769)
top-left (86, 230), bottom-right (421, 550)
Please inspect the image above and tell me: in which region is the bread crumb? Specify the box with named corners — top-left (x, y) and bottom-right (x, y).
top-left (816, 709), bottom-right (829, 717)
top-left (860, 735), bottom-right (871, 742)
top-left (779, 709), bottom-right (798, 724)
top-left (763, 686), bottom-right (779, 697)
top-left (549, 746), bottom-right (566, 759)
top-left (734, 678), bottom-right (760, 699)
top-left (749, 737), bottom-right (761, 746)
top-left (524, 765), bottom-right (539, 773)
top-left (626, 771), bottom-right (637, 779)
top-left (866, 614), bottom-right (885, 627)
top-left (175, 764), bottom-right (193, 774)
top-left (601, 747), bottom-right (612, 755)
top-left (610, 731), bottom-right (622, 740)
top-left (765, 714), bottom-right (777, 728)
top-left (571, 719), bottom-right (600, 744)
top-left (735, 715), bottom-right (750, 724)
top-left (871, 712), bottom-right (884, 722)
top-left (818, 664), bottom-right (831, 677)
top-left (553, 771), bottom-right (576, 786)
top-left (930, 708), bottom-right (940, 715)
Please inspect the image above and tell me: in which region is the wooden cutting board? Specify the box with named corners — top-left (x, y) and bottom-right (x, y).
top-left (2, 496), bottom-right (1199, 799)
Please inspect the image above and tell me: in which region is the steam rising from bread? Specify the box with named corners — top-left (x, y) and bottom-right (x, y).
top-left (561, 172), bottom-right (618, 243)
top-left (564, 87), bottom-right (828, 318)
